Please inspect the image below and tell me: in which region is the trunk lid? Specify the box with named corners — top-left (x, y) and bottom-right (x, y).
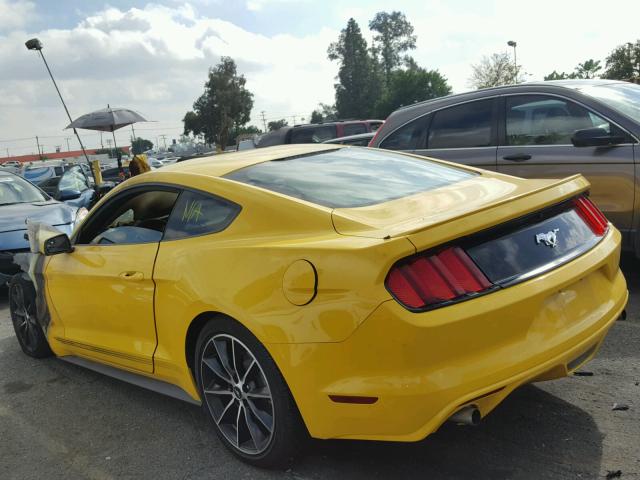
top-left (331, 173), bottom-right (591, 246)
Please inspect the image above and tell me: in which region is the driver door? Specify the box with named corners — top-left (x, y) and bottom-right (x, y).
top-left (46, 186), bottom-right (179, 373)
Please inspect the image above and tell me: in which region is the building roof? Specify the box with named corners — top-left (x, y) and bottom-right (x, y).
top-left (1, 146), bottom-right (130, 164)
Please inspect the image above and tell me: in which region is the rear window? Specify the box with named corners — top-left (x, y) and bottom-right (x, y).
top-left (290, 125), bottom-right (337, 143)
top-left (224, 148), bottom-right (475, 208)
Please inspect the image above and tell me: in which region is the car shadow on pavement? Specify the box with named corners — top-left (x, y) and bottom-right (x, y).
top-left (293, 385), bottom-right (603, 479)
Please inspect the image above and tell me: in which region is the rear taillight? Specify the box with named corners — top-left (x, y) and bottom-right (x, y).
top-left (574, 196), bottom-right (608, 236)
top-left (367, 122), bottom-right (385, 147)
top-left (386, 246), bottom-right (492, 310)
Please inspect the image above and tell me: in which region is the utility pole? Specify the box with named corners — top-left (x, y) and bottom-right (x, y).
top-left (6, 148), bottom-right (9, 157)
top-left (25, 38), bottom-right (96, 184)
top-left (260, 111), bottom-right (267, 132)
top-left (65, 137), bottom-right (71, 152)
top-left (100, 131), bottom-right (104, 149)
top-left (291, 115), bottom-right (297, 126)
top-left (507, 40), bottom-right (518, 83)
top-left (159, 134), bottom-right (167, 150)
top-left (35, 136), bottom-right (42, 159)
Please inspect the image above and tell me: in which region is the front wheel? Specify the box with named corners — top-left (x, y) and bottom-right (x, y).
top-left (8, 275), bottom-right (53, 358)
top-left (195, 318), bottom-right (306, 468)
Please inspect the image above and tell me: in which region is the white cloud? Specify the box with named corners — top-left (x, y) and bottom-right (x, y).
top-left (0, 0), bottom-right (36, 31)
top-left (0, 2), bottom-right (337, 154)
top-left (3, 0), bottom-right (640, 156)
top-left (245, 0), bottom-right (306, 12)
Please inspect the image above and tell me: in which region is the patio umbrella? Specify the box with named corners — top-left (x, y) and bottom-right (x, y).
top-left (66, 105), bottom-right (148, 172)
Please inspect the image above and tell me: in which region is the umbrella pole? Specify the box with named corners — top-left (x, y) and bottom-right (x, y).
top-left (112, 130), bottom-right (124, 175)
top-left (36, 50), bottom-right (97, 186)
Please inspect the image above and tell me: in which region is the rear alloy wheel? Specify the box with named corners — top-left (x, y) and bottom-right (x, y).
top-left (195, 319), bottom-right (305, 468)
top-left (8, 275), bottom-right (52, 358)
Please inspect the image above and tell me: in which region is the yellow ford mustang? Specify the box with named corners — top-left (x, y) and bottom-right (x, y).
top-left (9, 144), bottom-right (627, 467)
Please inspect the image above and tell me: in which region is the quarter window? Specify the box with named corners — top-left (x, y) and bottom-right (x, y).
top-left (506, 95), bottom-right (611, 145)
top-left (428, 100), bottom-right (494, 149)
top-left (379, 116), bottom-right (428, 151)
top-left (163, 190), bottom-right (240, 240)
top-left (76, 189), bottom-right (179, 245)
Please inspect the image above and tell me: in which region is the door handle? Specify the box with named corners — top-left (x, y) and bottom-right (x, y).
top-left (502, 153), bottom-right (532, 162)
top-left (119, 271), bottom-right (144, 281)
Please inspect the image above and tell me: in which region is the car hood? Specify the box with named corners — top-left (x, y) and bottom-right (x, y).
top-left (0, 201), bottom-right (76, 233)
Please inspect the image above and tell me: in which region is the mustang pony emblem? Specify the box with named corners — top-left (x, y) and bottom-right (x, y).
top-left (535, 228), bottom-right (560, 248)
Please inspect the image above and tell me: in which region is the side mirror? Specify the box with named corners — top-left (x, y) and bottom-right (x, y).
top-left (571, 127), bottom-right (625, 147)
top-left (42, 233), bottom-right (73, 256)
top-left (58, 188), bottom-right (82, 201)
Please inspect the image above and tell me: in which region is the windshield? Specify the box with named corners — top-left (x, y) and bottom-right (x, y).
top-left (579, 83), bottom-right (640, 124)
top-left (225, 148), bottom-right (475, 208)
top-left (0, 174), bottom-right (48, 205)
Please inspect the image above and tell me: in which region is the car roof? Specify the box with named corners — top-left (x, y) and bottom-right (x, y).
top-left (394, 79), bottom-right (629, 113)
top-left (159, 144), bottom-right (341, 178)
top-left (323, 132), bottom-right (375, 144)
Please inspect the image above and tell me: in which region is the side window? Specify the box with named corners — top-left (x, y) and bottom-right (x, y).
top-left (343, 123), bottom-right (367, 136)
top-left (506, 95), bottom-right (611, 145)
top-left (76, 189), bottom-right (179, 245)
top-left (163, 190), bottom-right (240, 240)
top-left (290, 125), bottom-right (336, 143)
top-left (379, 115), bottom-right (428, 151)
top-left (428, 100), bottom-right (494, 149)
top-left (369, 121), bottom-right (383, 132)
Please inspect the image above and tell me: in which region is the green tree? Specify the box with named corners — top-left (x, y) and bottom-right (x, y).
top-left (369, 11), bottom-right (416, 85)
top-left (328, 18), bottom-right (376, 119)
top-left (545, 59), bottom-right (602, 81)
top-left (229, 125), bottom-right (261, 145)
top-left (544, 70), bottom-right (573, 81)
top-left (468, 52), bottom-right (524, 89)
top-left (268, 119), bottom-right (288, 131)
top-left (375, 65), bottom-right (452, 118)
top-left (183, 57), bottom-right (254, 149)
top-left (603, 41), bottom-right (640, 82)
top-left (310, 103), bottom-right (338, 123)
top-left (310, 110), bottom-right (323, 123)
top-left (575, 59), bottom-right (602, 79)
top-left (131, 137), bottom-right (153, 155)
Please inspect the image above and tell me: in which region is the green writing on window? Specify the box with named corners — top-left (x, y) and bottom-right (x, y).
top-left (182, 200), bottom-right (203, 223)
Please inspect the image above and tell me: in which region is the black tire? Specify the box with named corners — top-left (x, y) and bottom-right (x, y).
top-left (194, 317), bottom-right (307, 468)
top-left (8, 274), bottom-right (53, 358)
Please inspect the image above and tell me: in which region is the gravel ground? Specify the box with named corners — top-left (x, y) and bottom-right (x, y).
top-left (0, 256), bottom-right (638, 480)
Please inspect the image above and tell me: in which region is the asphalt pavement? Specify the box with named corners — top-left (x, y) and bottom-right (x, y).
top-left (0, 256), bottom-right (638, 479)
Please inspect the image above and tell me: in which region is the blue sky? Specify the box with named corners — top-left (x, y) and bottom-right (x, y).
top-left (2, 0), bottom-right (640, 155)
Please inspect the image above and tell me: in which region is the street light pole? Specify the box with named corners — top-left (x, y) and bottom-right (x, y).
top-left (507, 40), bottom-right (517, 83)
top-left (25, 38), bottom-right (96, 184)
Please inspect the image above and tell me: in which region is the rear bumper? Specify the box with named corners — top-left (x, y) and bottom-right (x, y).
top-left (269, 227), bottom-right (627, 441)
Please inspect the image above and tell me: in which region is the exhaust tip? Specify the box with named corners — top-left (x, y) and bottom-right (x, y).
top-left (449, 405), bottom-right (481, 426)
